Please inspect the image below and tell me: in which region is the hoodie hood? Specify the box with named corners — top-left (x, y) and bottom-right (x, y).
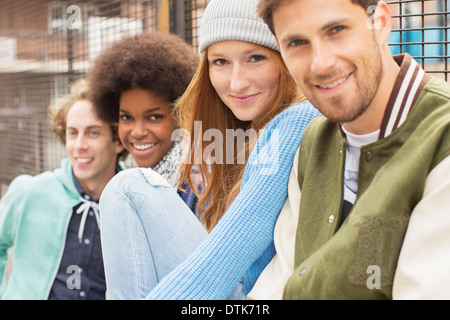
top-left (53, 158), bottom-right (80, 200)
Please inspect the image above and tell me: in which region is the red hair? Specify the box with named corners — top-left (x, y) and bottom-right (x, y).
top-left (175, 46), bottom-right (305, 231)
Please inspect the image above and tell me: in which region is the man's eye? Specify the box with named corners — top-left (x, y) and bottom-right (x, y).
top-left (288, 39), bottom-right (305, 47)
top-left (331, 26), bottom-right (345, 34)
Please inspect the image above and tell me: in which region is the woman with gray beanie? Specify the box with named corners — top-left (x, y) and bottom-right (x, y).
top-left (100, 0), bottom-right (320, 299)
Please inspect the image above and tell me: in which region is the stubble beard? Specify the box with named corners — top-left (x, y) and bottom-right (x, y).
top-left (308, 36), bottom-right (384, 124)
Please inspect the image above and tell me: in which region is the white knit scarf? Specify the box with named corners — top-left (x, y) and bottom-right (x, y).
top-left (139, 140), bottom-right (184, 189)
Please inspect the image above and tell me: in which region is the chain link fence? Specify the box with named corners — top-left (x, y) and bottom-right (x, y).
top-left (0, 0), bottom-right (449, 196)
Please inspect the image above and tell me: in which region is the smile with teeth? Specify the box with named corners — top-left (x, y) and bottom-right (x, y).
top-left (77, 158), bottom-right (93, 163)
top-left (318, 74), bottom-right (350, 90)
top-left (132, 142), bottom-right (156, 151)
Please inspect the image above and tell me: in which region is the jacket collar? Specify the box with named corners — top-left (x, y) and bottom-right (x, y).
top-left (379, 53), bottom-right (432, 139)
top-left (338, 53), bottom-right (432, 140)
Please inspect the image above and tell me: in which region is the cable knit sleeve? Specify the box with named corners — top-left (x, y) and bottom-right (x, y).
top-left (147, 102), bottom-right (320, 300)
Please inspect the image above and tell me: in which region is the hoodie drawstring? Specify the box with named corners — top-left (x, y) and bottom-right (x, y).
top-left (76, 197), bottom-right (100, 243)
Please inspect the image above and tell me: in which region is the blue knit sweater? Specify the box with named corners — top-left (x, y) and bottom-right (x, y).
top-left (147, 101), bottom-right (320, 299)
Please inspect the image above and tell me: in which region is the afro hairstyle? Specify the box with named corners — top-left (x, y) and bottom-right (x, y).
top-left (88, 32), bottom-right (199, 124)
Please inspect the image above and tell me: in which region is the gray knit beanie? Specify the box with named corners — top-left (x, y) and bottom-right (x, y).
top-left (198, 0), bottom-right (279, 53)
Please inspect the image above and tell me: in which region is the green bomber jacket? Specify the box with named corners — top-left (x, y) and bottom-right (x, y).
top-left (283, 54), bottom-right (450, 300)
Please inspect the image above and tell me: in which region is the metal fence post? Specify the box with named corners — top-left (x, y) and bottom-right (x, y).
top-left (171, 0), bottom-right (186, 40)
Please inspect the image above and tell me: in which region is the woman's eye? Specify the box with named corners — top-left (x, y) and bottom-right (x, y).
top-left (149, 114), bottom-right (163, 121)
top-left (249, 55), bottom-right (265, 63)
top-left (119, 114), bottom-right (131, 121)
top-left (213, 58), bottom-right (228, 66)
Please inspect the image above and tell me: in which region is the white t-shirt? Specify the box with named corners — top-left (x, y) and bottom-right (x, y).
top-left (341, 126), bottom-right (379, 205)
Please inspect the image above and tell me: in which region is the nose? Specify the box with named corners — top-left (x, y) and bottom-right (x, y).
top-left (74, 134), bottom-right (88, 151)
top-left (230, 64), bottom-right (250, 93)
top-left (131, 120), bottom-right (148, 138)
top-left (310, 42), bottom-right (337, 75)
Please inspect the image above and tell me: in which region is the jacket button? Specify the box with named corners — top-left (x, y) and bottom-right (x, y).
top-left (328, 215), bottom-right (335, 223)
top-left (299, 267), bottom-right (307, 276)
top-left (365, 151), bottom-right (373, 162)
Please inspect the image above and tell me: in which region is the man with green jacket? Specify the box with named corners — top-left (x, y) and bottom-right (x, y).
top-left (0, 79), bottom-right (125, 299)
top-left (256, 0), bottom-right (450, 299)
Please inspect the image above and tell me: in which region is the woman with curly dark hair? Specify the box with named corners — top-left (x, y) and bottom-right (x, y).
top-left (87, 31), bottom-right (199, 208)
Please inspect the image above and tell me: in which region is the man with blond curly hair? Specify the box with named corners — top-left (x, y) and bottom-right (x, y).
top-left (0, 79), bottom-right (125, 299)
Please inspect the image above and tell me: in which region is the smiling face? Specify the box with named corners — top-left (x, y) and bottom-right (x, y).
top-left (207, 40), bottom-right (281, 123)
top-left (65, 99), bottom-right (124, 196)
top-left (119, 87), bottom-right (178, 168)
top-left (273, 0), bottom-right (386, 126)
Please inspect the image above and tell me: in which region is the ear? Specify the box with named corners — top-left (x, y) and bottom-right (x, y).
top-left (369, 1), bottom-right (392, 44)
top-left (114, 140), bottom-right (125, 155)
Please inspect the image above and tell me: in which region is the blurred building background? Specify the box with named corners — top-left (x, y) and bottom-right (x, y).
top-left (0, 0), bottom-right (449, 197)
